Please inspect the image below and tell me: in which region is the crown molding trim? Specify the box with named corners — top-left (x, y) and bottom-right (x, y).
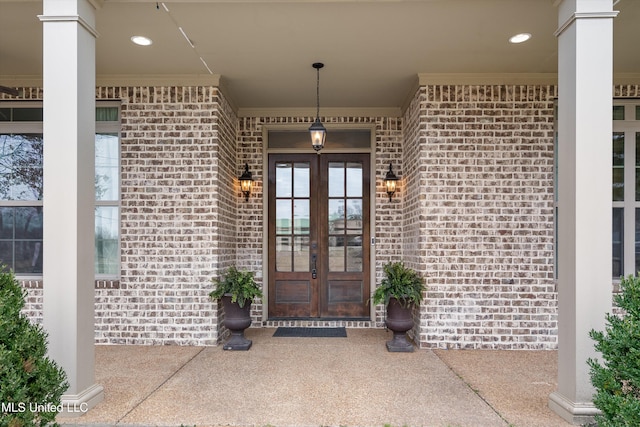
top-left (417, 73), bottom-right (559, 86)
top-left (237, 107), bottom-right (402, 118)
top-left (95, 74), bottom-right (221, 87)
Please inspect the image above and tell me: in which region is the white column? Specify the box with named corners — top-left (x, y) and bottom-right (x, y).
top-left (549, 0), bottom-right (618, 424)
top-left (40, 0), bottom-right (103, 415)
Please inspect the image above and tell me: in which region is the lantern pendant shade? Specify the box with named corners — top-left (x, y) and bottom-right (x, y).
top-left (309, 62), bottom-right (326, 152)
top-left (309, 118), bottom-right (327, 152)
top-left (239, 163), bottom-right (253, 201)
top-left (384, 163), bottom-right (399, 201)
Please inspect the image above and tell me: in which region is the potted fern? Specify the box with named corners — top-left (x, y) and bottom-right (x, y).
top-left (372, 262), bottom-right (426, 352)
top-left (209, 266), bottom-right (263, 350)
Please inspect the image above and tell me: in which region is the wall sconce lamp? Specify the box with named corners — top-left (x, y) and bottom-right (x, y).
top-left (309, 62), bottom-right (327, 152)
top-left (384, 163), bottom-right (399, 201)
top-left (239, 163), bottom-right (253, 201)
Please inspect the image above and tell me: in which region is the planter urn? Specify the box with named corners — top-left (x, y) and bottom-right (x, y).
top-left (385, 297), bottom-right (415, 352)
top-left (221, 295), bottom-right (253, 351)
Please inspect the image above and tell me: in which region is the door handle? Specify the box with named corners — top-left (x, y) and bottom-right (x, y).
top-left (311, 254), bottom-right (317, 279)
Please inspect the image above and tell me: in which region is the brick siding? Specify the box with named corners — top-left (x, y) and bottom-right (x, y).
top-left (405, 85), bottom-right (558, 349)
top-left (8, 83), bottom-right (639, 349)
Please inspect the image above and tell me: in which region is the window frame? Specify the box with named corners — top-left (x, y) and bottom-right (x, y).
top-left (612, 99), bottom-right (640, 279)
top-left (0, 100), bottom-right (121, 280)
top-left (95, 101), bottom-right (121, 280)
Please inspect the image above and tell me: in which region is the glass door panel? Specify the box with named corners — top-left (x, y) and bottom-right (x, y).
top-left (275, 162), bottom-right (310, 273)
top-left (327, 162), bottom-right (363, 273)
top-left (269, 153), bottom-right (370, 319)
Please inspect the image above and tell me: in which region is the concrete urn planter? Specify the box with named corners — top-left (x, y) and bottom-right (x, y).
top-left (221, 295), bottom-right (253, 351)
top-left (385, 296), bottom-right (415, 352)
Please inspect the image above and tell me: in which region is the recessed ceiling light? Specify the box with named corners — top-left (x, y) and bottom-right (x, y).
top-left (509, 33), bottom-right (532, 44)
top-left (131, 36), bottom-right (152, 46)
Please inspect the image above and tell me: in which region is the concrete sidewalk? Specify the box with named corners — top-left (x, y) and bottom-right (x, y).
top-left (58, 328), bottom-right (572, 427)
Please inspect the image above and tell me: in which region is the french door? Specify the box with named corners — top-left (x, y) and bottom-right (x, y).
top-left (268, 153), bottom-right (370, 319)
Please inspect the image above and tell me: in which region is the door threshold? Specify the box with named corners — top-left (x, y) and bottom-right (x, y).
top-left (263, 318), bottom-right (375, 328)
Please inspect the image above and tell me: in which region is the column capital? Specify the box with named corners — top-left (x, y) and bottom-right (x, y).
top-left (39, 0), bottom-right (99, 38)
top-left (555, 10), bottom-right (619, 38)
top-left (37, 14), bottom-right (99, 38)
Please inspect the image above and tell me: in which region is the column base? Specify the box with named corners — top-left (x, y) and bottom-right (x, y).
top-left (58, 383), bottom-right (104, 417)
top-left (548, 391), bottom-right (599, 425)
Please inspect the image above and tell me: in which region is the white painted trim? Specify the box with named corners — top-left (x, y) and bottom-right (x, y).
top-left (96, 74), bottom-right (221, 87)
top-left (239, 107), bottom-right (401, 118)
top-left (548, 391), bottom-right (600, 425)
top-left (554, 11), bottom-right (619, 38)
top-left (59, 383), bottom-right (104, 417)
top-left (417, 73), bottom-right (558, 86)
top-left (37, 14), bottom-right (99, 39)
top-left (261, 124), bottom-right (377, 322)
top-left (614, 74), bottom-right (640, 85)
top-left (87, 0), bottom-right (103, 9)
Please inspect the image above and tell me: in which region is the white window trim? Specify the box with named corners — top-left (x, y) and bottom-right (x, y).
top-left (0, 100), bottom-right (122, 280)
top-left (613, 100), bottom-right (640, 279)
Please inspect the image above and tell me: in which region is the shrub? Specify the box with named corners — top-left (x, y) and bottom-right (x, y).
top-left (588, 273), bottom-right (640, 427)
top-left (0, 268), bottom-right (68, 427)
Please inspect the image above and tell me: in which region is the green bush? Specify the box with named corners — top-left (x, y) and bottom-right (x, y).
top-left (0, 268), bottom-right (68, 427)
top-left (209, 266), bottom-right (262, 308)
top-left (588, 274), bottom-right (640, 427)
top-left (371, 261), bottom-right (426, 307)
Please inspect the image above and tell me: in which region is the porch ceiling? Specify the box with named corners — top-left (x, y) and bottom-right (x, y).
top-left (1, 0), bottom-right (639, 113)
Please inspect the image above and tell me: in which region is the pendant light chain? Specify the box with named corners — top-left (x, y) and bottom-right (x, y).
top-left (316, 65), bottom-right (321, 120)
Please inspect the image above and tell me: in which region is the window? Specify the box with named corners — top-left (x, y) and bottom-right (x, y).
top-left (95, 106), bottom-right (120, 277)
top-left (611, 101), bottom-right (640, 278)
top-left (0, 103), bottom-right (120, 278)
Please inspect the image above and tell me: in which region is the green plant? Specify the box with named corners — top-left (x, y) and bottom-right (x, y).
top-left (588, 273), bottom-right (640, 427)
top-left (209, 266), bottom-right (263, 308)
top-left (371, 262), bottom-right (426, 307)
top-left (0, 267), bottom-right (69, 427)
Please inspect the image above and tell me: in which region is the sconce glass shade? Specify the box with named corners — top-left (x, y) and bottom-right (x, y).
top-left (384, 163), bottom-right (399, 201)
top-left (239, 163), bottom-right (253, 201)
top-left (309, 118), bottom-right (327, 152)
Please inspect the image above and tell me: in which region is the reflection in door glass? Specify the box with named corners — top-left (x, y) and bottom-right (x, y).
top-left (293, 236), bottom-right (310, 272)
top-left (327, 161), bottom-right (363, 273)
top-left (346, 162), bottom-right (363, 197)
top-left (294, 163), bottom-right (310, 197)
top-left (346, 236), bottom-right (363, 272)
top-left (328, 236), bottom-right (345, 272)
top-left (276, 200), bottom-right (292, 234)
top-left (346, 199), bottom-right (362, 231)
top-left (275, 161), bottom-right (311, 273)
top-left (328, 163), bottom-right (345, 197)
top-left (276, 163), bottom-right (292, 197)
top-left (276, 236), bottom-right (292, 271)
top-left (328, 199), bottom-right (345, 232)
top-left (293, 200), bottom-right (310, 234)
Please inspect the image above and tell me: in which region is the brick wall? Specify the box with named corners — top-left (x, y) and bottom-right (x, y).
top-left (402, 83), bottom-right (429, 340)
top-left (406, 84), bottom-right (558, 349)
top-left (9, 83), bottom-right (640, 349)
top-left (93, 85), bottom-right (236, 345)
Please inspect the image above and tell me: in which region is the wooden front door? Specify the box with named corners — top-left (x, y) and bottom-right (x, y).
top-left (268, 153), bottom-right (370, 319)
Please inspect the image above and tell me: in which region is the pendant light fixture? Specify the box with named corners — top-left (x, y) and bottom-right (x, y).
top-left (309, 62), bottom-right (327, 152)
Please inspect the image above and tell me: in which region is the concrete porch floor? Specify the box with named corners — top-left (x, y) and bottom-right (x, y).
top-left (58, 328), bottom-right (573, 427)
